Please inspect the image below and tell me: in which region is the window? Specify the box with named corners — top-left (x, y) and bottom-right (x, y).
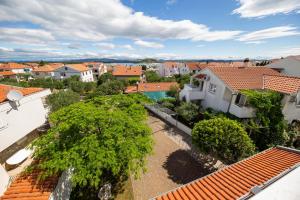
top-left (235, 93), bottom-right (247, 107)
top-left (60, 72), bottom-right (66, 77)
top-left (65, 67), bottom-right (68, 70)
top-left (208, 83), bottom-right (217, 94)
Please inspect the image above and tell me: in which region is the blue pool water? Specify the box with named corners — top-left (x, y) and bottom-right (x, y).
top-left (143, 91), bottom-right (168, 101)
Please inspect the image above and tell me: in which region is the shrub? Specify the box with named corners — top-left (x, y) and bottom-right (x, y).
top-left (175, 102), bottom-right (200, 126)
top-left (192, 117), bottom-right (255, 162)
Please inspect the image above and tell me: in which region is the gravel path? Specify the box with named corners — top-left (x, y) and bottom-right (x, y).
top-left (130, 114), bottom-right (210, 200)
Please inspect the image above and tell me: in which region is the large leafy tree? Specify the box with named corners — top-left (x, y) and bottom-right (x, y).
top-left (192, 117), bottom-right (255, 162)
top-left (241, 90), bottom-right (287, 150)
top-left (46, 90), bottom-right (80, 112)
top-left (32, 94), bottom-right (153, 192)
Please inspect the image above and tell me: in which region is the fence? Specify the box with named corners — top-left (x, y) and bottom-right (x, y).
top-left (145, 104), bottom-right (192, 136)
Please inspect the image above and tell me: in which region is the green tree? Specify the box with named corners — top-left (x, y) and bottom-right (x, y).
top-left (39, 60), bottom-right (47, 66)
top-left (88, 80), bottom-right (125, 98)
top-left (97, 72), bottom-right (115, 85)
top-left (166, 85), bottom-right (179, 98)
top-left (46, 90), bottom-right (80, 112)
top-left (175, 74), bottom-right (191, 88)
top-left (192, 117), bottom-right (255, 162)
top-left (241, 90), bottom-right (287, 150)
top-left (175, 102), bottom-right (200, 126)
top-left (31, 95), bottom-right (153, 194)
top-left (145, 71), bottom-right (162, 82)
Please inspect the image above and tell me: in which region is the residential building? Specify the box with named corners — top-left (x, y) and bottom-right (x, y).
top-left (179, 67), bottom-right (287, 119)
top-left (125, 82), bottom-right (178, 93)
top-left (112, 65), bottom-right (142, 80)
top-left (53, 64), bottom-right (94, 82)
top-left (0, 71), bottom-right (17, 79)
top-left (0, 84), bottom-right (51, 154)
top-left (84, 62), bottom-right (107, 80)
top-left (32, 64), bottom-right (62, 78)
top-left (266, 55), bottom-right (300, 77)
top-left (180, 62), bottom-right (206, 75)
top-left (152, 146), bottom-right (300, 200)
top-left (159, 62), bottom-right (184, 77)
top-left (0, 63), bottom-right (32, 74)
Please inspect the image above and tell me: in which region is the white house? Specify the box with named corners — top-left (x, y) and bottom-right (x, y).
top-left (84, 62), bottom-right (107, 80)
top-left (0, 84), bottom-right (51, 195)
top-left (0, 85), bottom-right (51, 153)
top-left (53, 64), bottom-right (94, 82)
top-left (180, 66), bottom-right (300, 122)
top-left (0, 63), bottom-right (32, 74)
top-left (158, 62), bottom-right (185, 77)
top-left (32, 63), bottom-right (63, 78)
top-left (267, 56), bottom-right (300, 77)
top-left (179, 62), bottom-right (205, 75)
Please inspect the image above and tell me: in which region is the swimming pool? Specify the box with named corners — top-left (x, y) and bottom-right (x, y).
top-left (143, 91), bottom-right (168, 101)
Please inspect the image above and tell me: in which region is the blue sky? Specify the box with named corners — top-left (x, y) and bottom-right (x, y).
top-left (0, 0), bottom-right (300, 61)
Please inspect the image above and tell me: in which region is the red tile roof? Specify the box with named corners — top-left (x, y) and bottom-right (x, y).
top-left (66, 64), bottom-right (89, 72)
top-left (0, 84), bottom-right (44, 103)
top-left (154, 147), bottom-right (300, 200)
top-left (0, 71), bottom-right (16, 76)
top-left (32, 65), bottom-right (60, 73)
top-left (0, 63), bottom-right (30, 70)
top-left (112, 65), bottom-right (142, 76)
top-left (263, 74), bottom-right (300, 94)
top-left (208, 67), bottom-right (279, 91)
top-left (0, 170), bottom-right (58, 200)
top-left (125, 82), bottom-right (178, 93)
top-left (163, 62), bottom-right (180, 69)
top-left (185, 62), bottom-right (205, 71)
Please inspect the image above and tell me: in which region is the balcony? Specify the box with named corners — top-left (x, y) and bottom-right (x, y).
top-left (229, 103), bottom-right (255, 118)
top-left (179, 84), bottom-right (205, 102)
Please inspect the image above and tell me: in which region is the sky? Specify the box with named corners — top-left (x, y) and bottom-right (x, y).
top-left (0, 0), bottom-right (300, 61)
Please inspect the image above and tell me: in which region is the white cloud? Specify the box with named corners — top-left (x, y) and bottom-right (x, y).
top-left (134, 40), bottom-right (164, 48)
top-left (0, 28), bottom-right (55, 44)
top-left (95, 43), bottom-right (116, 50)
top-left (166, 0), bottom-right (177, 5)
top-left (270, 46), bottom-right (300, 57)
top-left (233, 0), bottom-right (300, 18)
top-left (121, 44), bottom-right (134, 50)
top-left (238, 26), bottom-right (300, 42)
top-left (0, 0), bottom-right (241, 42)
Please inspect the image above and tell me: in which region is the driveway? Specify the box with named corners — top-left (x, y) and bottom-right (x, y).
top-left (130, 114), bottom-right (210, 200)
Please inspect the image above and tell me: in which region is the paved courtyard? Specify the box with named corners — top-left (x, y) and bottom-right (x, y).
top-left (131, 114), bottom-right (210, 200)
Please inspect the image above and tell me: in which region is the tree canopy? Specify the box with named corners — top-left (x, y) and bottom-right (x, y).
top-left (31, 94), bottom-right (153, 190)
top-left (241, 90), bottom-right (287, 150)
top-left (192, 117), bottom-right (255, 162)
top-left (46, 90), bottom-right (80, 112)
top-left (175, 102), bottom-right (201, 126)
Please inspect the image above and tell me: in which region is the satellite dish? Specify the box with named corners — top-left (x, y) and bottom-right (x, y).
top-left (7, 90), bottom-right (23, 102)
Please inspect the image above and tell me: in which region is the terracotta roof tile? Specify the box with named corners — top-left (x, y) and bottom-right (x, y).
top-left (185, 62), bottom-right (205, 71)
top-left (208, 66), bottom-right (279, 91)
top-left (0, 71), bottom-right (16, 76)
top-left (0, 171), bottom-right (58, 200)
top-left (0, 63), bottom-right (30, 70)
top-left (154, 147), bottom-right (300, 200)
top-left (32, 65), bottom-right (61, 72)
top-left (0, 84), bottom-right (44, 103)
top-left (112, 65), bottom-right (142, 76)
top-left (66, 64), bottom-right (89, 72)
top-left (263, 74), bottom-right (300, 94)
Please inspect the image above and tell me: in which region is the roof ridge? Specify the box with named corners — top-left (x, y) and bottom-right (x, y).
top-left (263, 74), bottom-right (300, 79)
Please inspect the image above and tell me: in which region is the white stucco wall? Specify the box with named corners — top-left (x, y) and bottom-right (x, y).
top-left (200, 68), bottom-right (231, 113)
top-left (0, 89), bottom-right (51, 152)
top-left (53, 66), bottom-right (94, 82)
top-left (0, 165), bottom-right (10, 196)
top-left (282, 95), bottom-right (300, 123)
